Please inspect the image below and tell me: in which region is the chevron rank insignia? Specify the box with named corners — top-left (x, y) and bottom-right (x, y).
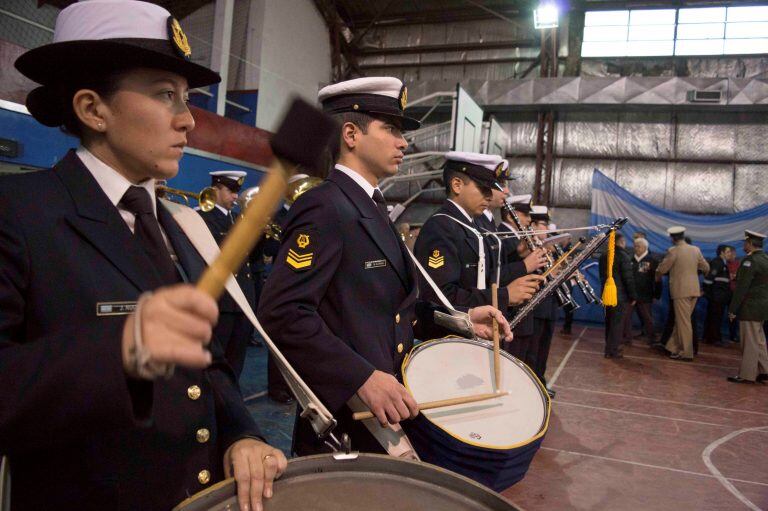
top-left (286, 248), bottom-right (313, 271)
top-left (428, 249), bottom-right (444, 269)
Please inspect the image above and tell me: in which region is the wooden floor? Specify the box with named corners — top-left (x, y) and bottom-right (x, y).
top-left (502, 326), bottom-right (768, 511)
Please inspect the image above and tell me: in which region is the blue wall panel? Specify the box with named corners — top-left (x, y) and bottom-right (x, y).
top-left (0, 103), bottom-right (265, 210)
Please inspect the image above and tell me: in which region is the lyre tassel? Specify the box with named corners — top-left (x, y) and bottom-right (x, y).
top-left (602, 230), bottom-right (618, 307)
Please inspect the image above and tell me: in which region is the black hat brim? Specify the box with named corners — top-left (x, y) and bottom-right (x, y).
top-left (15, 39), bottom-right (220, 89)
top-left (366, 110), bottom-right (421, 131)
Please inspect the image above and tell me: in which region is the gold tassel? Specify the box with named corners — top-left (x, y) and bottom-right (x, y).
top-left (602, 230), bottom-right (618, 307)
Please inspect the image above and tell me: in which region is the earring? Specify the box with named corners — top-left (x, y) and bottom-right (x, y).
top-left (97, 122), bottom-right (104, 130)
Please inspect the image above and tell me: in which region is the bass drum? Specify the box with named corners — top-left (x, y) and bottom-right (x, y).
top-left (173, 453), bottom-right (520, 511)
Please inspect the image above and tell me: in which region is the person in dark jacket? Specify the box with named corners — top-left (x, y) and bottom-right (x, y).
top-left (2, 2), bottom-right (285, 510)
top-left (727, 231), bottom-right (768, 384)
top-left (257, 77), bottom-right (513, 456)
top-left (198, 170), bottom-right (257, 377)
top-left (703, 244), bottom-right (734, 346)
top-left (623, 237), bottom-right (659, 344)
top-left (600, 233), bottom-right (638, 358)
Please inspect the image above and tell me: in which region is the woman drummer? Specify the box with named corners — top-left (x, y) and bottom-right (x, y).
top-left (2, 1), bottom-right (285, 510)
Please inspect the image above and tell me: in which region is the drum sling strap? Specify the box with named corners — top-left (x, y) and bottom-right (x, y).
top-left (433, 214), bottom-right (487, 290)
top-left (165, 200), bottom-right (418, 458)
top-left (163, 200), bottom-right (335, 436)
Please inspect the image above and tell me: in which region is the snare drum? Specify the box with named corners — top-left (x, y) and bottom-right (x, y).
top-left (401, 337), bottom-right (550, 492)
top-left (173, 453), bottom-right (520, 511)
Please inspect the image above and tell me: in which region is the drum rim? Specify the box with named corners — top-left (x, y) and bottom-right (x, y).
top-left (172, 477), bottom-right (233, 510)
top-left (173, 453), bottom-right (518, 510)
top-left (402, 336), bottom-right (552, 451)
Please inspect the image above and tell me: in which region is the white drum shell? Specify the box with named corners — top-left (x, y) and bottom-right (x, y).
top-left (403, 338), bottom-right (548, 448)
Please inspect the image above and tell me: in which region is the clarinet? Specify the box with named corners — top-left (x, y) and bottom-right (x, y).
top-left (509, 218), bottom-right (627, 330)
top-left (500, 200), bottom-right (578, 311)
top-left (553, 241), bottom-right (602, 305)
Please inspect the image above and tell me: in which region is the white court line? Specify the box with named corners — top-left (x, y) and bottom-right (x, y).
top-left (243, 390), bottom-right (268, 403)
top-left (556, 401), bottom-right (730, 428)
top-left (572, 349), bottom-right (738, 370)
top-left (702, 426), bottom-right (768, 511)
top-left (577, 336), bottom-right (743, 361)
top-left (540, 446), bottom-right (768, 488)
top-left (548, 326), bottom-right (587, 387)
top-left (553, 386), bottom-right (768, 418)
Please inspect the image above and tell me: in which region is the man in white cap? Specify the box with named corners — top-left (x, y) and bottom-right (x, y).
top-left (656, 226), bottom-right (710, 360)
top-left (526, 205), bottom-right (564, 394)
top-left (258, 77), bottom-right (513, 455)
top-left (415, 152), bottom-right (544, 314)
top-left (497, 194), bottom-right (541, 354)
top-left (4, 2), bottom-right (285, 509)
top-left (198, 170), bottom-right (256, 377)
top-left (727, 231), bottom-right (768, 384)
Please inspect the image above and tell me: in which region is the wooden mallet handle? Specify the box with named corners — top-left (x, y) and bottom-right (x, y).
top-left (196, 98), bottom-right (335, 300)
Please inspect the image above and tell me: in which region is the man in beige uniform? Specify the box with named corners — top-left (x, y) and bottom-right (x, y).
top-left (727, 231), bottom-right (768, 384)
top-left (656, 226), bottom-right (709, 360)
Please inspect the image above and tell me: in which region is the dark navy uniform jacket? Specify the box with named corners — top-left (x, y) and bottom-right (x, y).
top-left (415, 200), bottom-right (530, 310)
top-left (198, 206), bottom-right (257, 312)
top-left (497, 222), bottom-right (535, 336)
top-left (703, 256), bottom-right (732, 304)
top-left (257, 168), bottom-right (446, 454)
top-left (0, 151), bottom-right (261, 510)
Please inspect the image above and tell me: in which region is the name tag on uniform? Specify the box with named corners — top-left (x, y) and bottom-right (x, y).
top-left (96, 301), bottom-right (137, 316)
top-left (365, 259), bottom-right (387, 270)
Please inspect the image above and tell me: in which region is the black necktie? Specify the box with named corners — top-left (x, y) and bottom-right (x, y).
top-left (372, 189), bottom-right (390, 220)
top-left (120, 186), bottom-right (178, 285)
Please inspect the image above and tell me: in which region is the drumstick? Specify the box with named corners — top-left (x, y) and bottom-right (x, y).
top-left (541, 240), bottom-right (582, 279)
top-left (352, 391), bottom-right (509, 421)
top-left (196, 99), bottom-right (334, 299)
top-left (491, 283), bottom-right (501, 391)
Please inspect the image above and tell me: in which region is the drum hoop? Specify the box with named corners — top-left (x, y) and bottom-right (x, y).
top-left (402, 337), bottom-right (551, 451)
top-left (173, 453), bottom-right (518, 510)
top-left (172, 477), bottom-right (235, 511)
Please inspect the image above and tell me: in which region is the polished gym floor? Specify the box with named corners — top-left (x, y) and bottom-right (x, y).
top-left (241, 325), bottom-right (768, 511)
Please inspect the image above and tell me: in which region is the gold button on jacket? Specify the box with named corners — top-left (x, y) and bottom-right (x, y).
top-left (198, 469), bottom-right (211, 485)
top-left (187, 385), bottom-right (201, 400)
top-left (196, 428), bottom-right (210, 443)
top-left (395, 313), bottom-right (401, 324)
top-left (397, 343), bottom-right (404, 354)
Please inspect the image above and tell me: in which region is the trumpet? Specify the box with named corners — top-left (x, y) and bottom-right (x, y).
top-left (237, 175), bottom-right (323, 242)
top-left (157, 185), bottom-right (217, 213)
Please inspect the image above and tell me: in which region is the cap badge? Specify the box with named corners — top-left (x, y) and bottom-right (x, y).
top-left (237, 176), bottom-right (245, 186)
top-left (297, 234), bottom-right (310, 249)
top-left (495, 162), bottom-right (504, 178)
top-left (399, 85), bottom-right (408, 110)
top-left (168, 17), bottom-right (192, 60)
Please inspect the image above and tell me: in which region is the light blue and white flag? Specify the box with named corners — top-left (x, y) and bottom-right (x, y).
top-left (591, 169), bottom-right (768, 258)
top-left (572, 169), bottom-right (768, 325)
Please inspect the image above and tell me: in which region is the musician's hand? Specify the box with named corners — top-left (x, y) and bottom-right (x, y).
top-left (506, 274), bottom-right (545, 306)
top-left (517, 243), bottom-right (531, 258)
top-left (469, 305), bottom-right (513, 341)
top-left (121, 284), bottom-right (218, 376)
top-left (224, 438), bottom-right (288, 511)
top-left (729, 313), bottom-right (737, 321)
top-left (357, 370), bottom-right (419, 427)
top-left (524, 248), bottom-right (548, 273)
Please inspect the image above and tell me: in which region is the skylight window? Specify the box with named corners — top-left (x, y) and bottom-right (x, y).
top-left (582, 5), bottom-right (768, 57)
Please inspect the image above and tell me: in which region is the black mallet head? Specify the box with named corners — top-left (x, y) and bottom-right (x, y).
top-left (270, 97), bottom-right (336, 173)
